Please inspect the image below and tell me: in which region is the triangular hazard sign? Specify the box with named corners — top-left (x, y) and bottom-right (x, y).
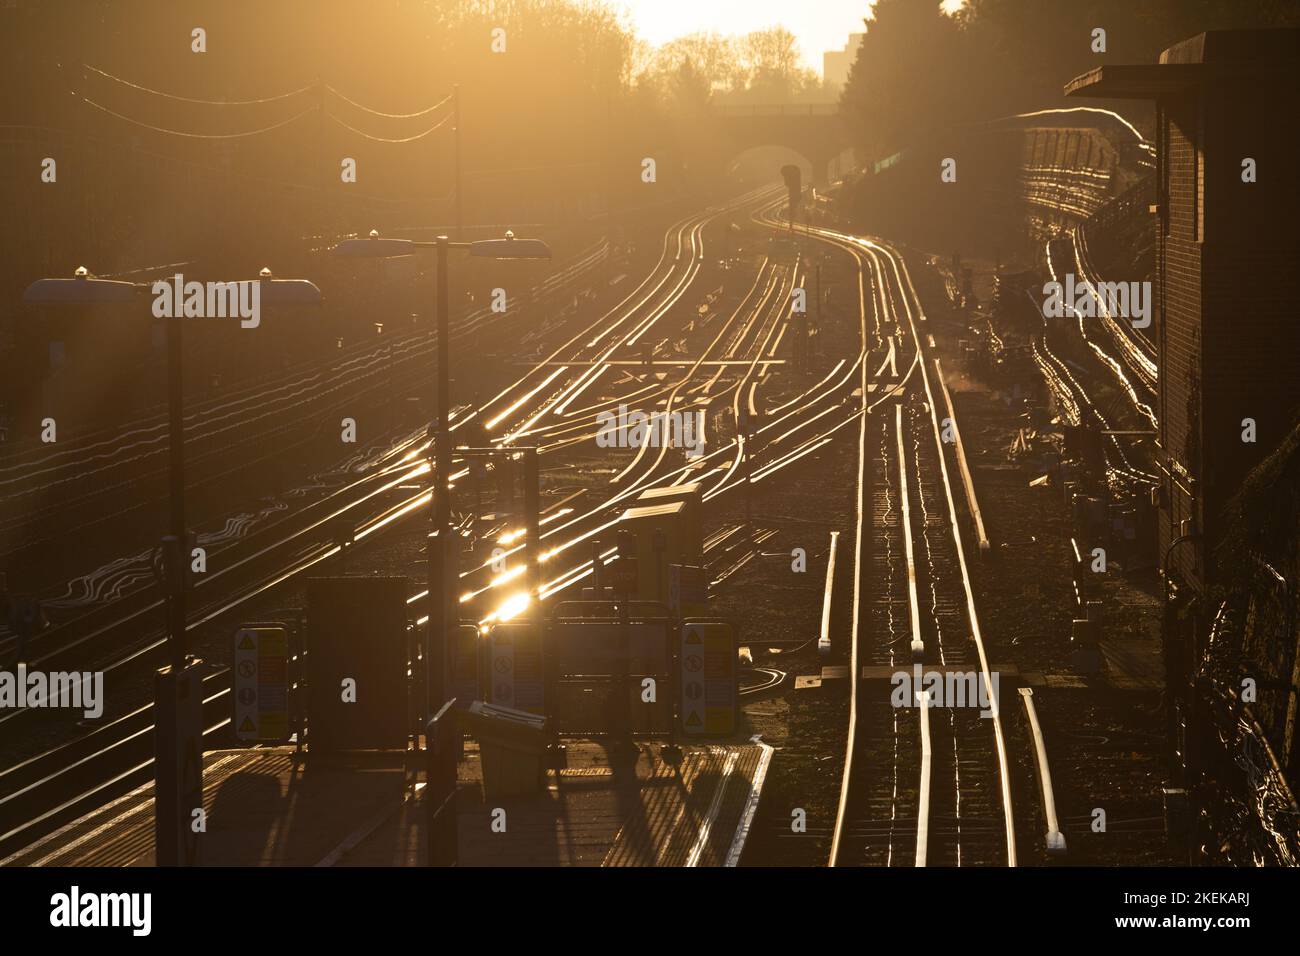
top-left (686, 629), bottom-right (702, 644)
top-left (237, 634), bottom-right (255, 650)
top-left (239, 717), bottom-right (256, 733)
top-left (685, 711), bottom-right (702, 727)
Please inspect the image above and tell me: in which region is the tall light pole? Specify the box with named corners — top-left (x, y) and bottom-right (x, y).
top-left (23, 265), bottom-right (322, 865)
top-left (453, 87), bottom-right (464, 241)
top-left (433, 237), bottom-right (451, 712)
top-left (333, 230), bottom-right (552, 721)
top-left (163, 273), bottom-right (186, 673)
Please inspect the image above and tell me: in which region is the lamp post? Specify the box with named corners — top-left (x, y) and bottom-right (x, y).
top-left (333, 229), bottom-right (551, 722)
top-left (23, 265), bottom-right (322, 866)
top-left (453, 86), bottom-right (464, 241)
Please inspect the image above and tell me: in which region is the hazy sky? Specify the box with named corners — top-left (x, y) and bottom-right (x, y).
top-left (617, 0), bottom-right (965, 75)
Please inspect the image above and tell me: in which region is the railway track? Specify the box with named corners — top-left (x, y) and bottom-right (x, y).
top-left (5, 194), bottom-right (751, 680)
top-left (1036, 236), bottom-right (1159, 488)
top-left (1, 184), bottom-right (1037, 866)
top-left (768, 218), bottom-right (1021, 868)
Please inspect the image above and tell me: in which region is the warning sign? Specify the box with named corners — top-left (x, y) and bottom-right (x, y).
top-left (680, 621), bottom-right (736, 736)
top-left (488, 622), bottom-right (545, 714)
top-left (233, 627), bottom-right (290, 743)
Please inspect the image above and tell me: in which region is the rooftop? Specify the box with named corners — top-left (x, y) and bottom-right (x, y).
top-left (1066, 29), bottom-right (1300, 99)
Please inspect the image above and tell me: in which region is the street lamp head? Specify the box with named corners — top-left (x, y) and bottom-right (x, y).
top-left (469, 230), bottom-right (552, 260)
top-left (24, 267), bottom-right (320, 307)
top-left (258, 277), bottom-right (324, 305)
top-left (24, 268), bottom-right (140, 304)
top-left (331, 233), bottom-right (418, 259)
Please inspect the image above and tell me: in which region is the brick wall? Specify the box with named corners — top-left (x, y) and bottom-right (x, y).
top-left (1159, 93), bottom-right (1204, 591)
top-left (1158, 80), bottom-right (1300, 597)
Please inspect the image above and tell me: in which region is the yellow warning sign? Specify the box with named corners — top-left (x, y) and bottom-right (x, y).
top-left (680, 621), bottom-right (737, 736)
top-left (234, 626), bottom-right (290, 743)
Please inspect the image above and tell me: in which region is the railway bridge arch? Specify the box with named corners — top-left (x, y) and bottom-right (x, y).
top-left (712, 103), bottom-right (854, 187)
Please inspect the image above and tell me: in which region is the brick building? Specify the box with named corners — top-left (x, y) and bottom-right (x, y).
top-left (1067, 31), bottom-right (1300, 806)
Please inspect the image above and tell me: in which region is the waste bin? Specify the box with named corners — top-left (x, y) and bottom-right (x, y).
top-left (461, 700), bottom-right (549, 798)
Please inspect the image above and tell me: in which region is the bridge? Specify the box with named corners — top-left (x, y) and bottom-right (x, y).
top-left (711, 102), bottom-right (853, 186)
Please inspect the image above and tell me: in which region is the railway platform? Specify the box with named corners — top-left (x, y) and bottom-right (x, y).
top-left (1, 737), bottom-right (771, 868)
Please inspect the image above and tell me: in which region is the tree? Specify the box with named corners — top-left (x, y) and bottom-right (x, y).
top-left (839, 0), bottom-right (963, 159)
top-left (641, 32), bottom-right (739, 96)
top-left (732, 28), bottom-right (819, 102)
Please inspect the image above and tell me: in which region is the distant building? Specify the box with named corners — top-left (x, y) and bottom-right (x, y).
top-left (823, 33), bottom-right (863, 91)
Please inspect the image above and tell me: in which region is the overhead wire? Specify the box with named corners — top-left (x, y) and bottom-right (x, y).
top-left (79, 64), bottom-right (456, 143)
top-left (81, 97), bottom-right (318, 139)
top-left (324, 110), bottom-right (452, 142)
top-left (325, 85), bottom-right (452, 119)
top-left (83, 63), bottom-right (316, 105)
